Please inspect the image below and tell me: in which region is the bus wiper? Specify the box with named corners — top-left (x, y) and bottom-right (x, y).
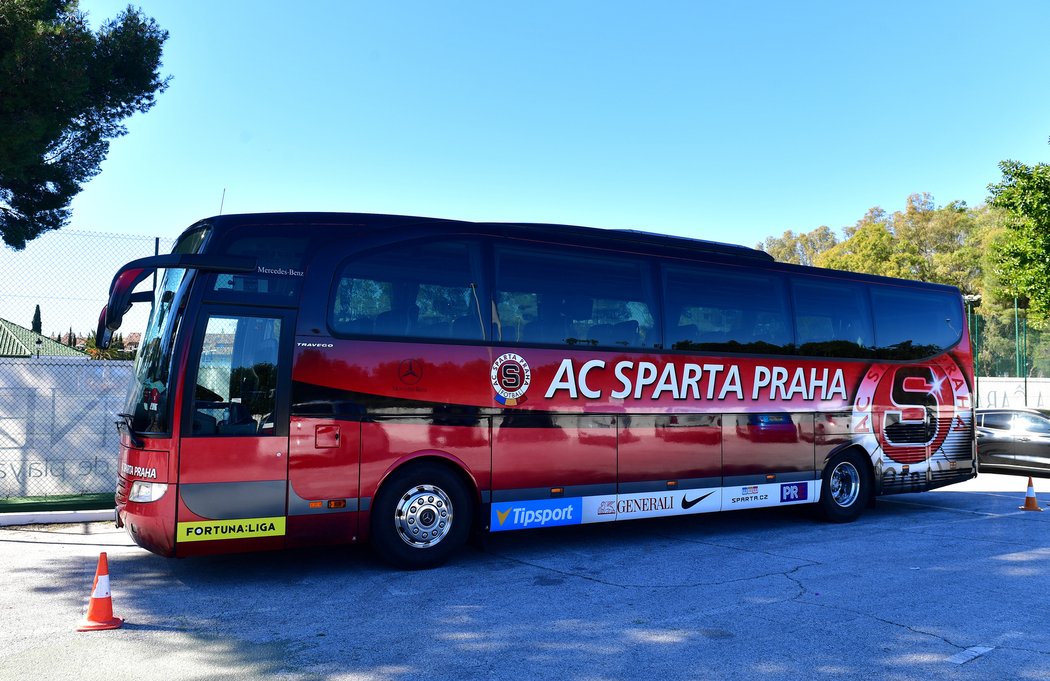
top-left (116, 413), bottom-right (144, 448)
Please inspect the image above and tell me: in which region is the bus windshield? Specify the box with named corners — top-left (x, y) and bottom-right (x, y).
top-left (126, 228), bottom-right (209, 433)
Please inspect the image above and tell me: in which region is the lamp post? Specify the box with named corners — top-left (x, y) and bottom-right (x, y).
top-left (1014, 297), bottom-right (1030, 406)
top-left (963, 294), bottom-right (981, 407)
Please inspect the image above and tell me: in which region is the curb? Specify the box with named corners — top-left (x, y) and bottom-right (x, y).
top-left (0, 509), bottom-right (114, 527)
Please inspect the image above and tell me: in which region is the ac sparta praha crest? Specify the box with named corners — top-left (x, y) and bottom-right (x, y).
top-left (852, 356), bottom-right (971, 465)
top-left (491, 353), bottom-right (531, 406)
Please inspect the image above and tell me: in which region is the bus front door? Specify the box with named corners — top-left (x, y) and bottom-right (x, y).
top-left (175, 310), bottom-right (293, 556)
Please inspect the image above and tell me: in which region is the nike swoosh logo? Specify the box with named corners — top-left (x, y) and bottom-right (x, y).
top-left (682, 491), bottom-right (715, 510)
top-left (496, 508), bottom-right (512, 526)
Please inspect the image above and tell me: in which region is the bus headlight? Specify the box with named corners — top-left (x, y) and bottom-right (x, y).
top-left (129, 481), bottom-right (168, 503)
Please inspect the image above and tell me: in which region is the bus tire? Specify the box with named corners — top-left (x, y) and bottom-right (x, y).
top-left (818, 451), bottom-right (870, 523)
top-left (370, 462), bottom-right (472, 569)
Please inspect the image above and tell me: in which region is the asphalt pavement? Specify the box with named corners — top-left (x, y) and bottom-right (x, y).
top-left (0, 472), bottom-right (1048, 681)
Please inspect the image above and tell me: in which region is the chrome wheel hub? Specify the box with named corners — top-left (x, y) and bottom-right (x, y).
top-left (394, 484), bottom-right (452, 549)
top-left (830, 461), bottom-right (861, 507)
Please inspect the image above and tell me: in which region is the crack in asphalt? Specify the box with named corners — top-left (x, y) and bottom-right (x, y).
top-left (481, 534), bottom-right (821, 590)
top-left (779, 563), bottom-right (979, 654)
top-left (486, 533), bottom-right (1045, 661)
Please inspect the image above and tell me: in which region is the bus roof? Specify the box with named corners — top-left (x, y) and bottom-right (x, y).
top-left (193, 212), bottom-right (775, 262)
top-left (188, 211), bottom-right (961, 293)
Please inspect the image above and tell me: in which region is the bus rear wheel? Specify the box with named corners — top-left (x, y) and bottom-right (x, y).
top-left (818, 451), bottom-right (870, 523)
top-left (370, 462), bottom-right (472, 569)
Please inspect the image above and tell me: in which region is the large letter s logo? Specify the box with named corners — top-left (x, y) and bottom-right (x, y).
top-left (499, 363), bottom-right (522, 391)
top-left (872, 367), bottom-right (952, 464)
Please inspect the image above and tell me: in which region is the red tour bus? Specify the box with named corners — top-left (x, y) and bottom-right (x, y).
top-left (98, 213), bottom-right (976, 568)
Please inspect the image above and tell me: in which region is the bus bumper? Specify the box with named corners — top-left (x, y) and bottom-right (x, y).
top-left (117, 486), bottom-right (177, 557)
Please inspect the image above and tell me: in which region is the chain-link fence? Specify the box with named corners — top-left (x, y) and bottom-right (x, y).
top-left (0, 230), bottom-right (174, 511)
top-left (0, 231), bottom-right (1045, 510)
top-left (971, 306), bottom-right (1050, 409)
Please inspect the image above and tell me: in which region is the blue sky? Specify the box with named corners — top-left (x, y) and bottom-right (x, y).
top-left (68, 0), bottom-right (1050, 249)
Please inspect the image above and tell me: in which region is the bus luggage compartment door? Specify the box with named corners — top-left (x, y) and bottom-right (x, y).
top-left (722, 412), bottom-right (817, 510)
top-left (286, 417), bottom-right (361, 547)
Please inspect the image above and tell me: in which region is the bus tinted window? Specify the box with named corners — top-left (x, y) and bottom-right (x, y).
top-left (191, 315), bottom-right (281, 436)
top-left (331, 241), bottom-right (485, 340)
top-left (214, 236), bottom-right (309, 299)
top-left (792, 278), bottom-right (874, 358)
top-left (663, 264), bottom-right (792, 353)
top-left (871, 286), bottom-right (962, 358)
top-left (494, 245), bottom-right (655, 348)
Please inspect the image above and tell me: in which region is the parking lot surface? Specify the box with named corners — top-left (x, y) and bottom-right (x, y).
top-left (1, 473), bottom-right (1048, 681)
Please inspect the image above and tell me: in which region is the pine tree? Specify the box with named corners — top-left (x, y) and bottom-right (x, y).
top-left (0, 3), bottom-right (170, 249)
top-left (31, 305), bottom-right (41, 334)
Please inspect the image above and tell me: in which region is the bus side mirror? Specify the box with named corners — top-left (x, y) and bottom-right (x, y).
top-left (96, 306), bottom-right (114, 350)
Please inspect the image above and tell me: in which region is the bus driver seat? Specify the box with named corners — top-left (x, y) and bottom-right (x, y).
top-left (217, 401), bottom-right (257, 435)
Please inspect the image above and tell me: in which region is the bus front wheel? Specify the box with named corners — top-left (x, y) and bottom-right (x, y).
top-left (818, 451), bottom-right (871, 523)
top-left (370, 462), bottom-right (472, 569)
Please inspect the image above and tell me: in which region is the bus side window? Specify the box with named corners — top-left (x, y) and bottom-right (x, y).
top-left (191, 315), bottom-right (281, 437)
top-left (791, 278), bottom-right (874, 358)
top-left (330, 241), bottom-right (485, 341)
top-left (871, 286), bottom-right (962, 359)
top-left (662, 264), bottom-right (791, 353)
top-left (494, 245), bottom-right (656, 349)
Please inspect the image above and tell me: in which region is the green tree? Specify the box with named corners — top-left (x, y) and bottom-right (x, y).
top-left (812, 196), bottom-right (991, 294)
top-left (816, 207), bottom-right (924, 278)
top-left (892, 193), bottom-right (990, 293)
top-left (987, 157), bottom-right (1050, 323)
top-left (0, 0), bottom-right (169, 249)
top-left (85, 330), bottom-right (117, 359)
top-left (758, 226), bottom-right (838, 265)
top-left (31, 304), bottom-right (41, 333)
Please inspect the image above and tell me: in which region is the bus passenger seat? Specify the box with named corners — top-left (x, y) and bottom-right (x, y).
top-left (192, 410), bottom-right (218, 435)
top-left (217, 402), bottom-right (257, 436)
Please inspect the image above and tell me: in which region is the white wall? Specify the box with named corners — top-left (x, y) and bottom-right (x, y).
top-left (974, 377), bottom-right (1050, 409)
top-left (0, 358), bottom-right (133, 499)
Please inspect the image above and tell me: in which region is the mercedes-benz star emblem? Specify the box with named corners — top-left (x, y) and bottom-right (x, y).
top-left (398, 359), bottom-right (422, 385)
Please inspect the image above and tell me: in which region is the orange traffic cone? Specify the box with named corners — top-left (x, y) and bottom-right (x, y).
top-left (76, 552), bottom-right (123, 631)
top-left (1019, 477), bottom-right (1044, 512)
